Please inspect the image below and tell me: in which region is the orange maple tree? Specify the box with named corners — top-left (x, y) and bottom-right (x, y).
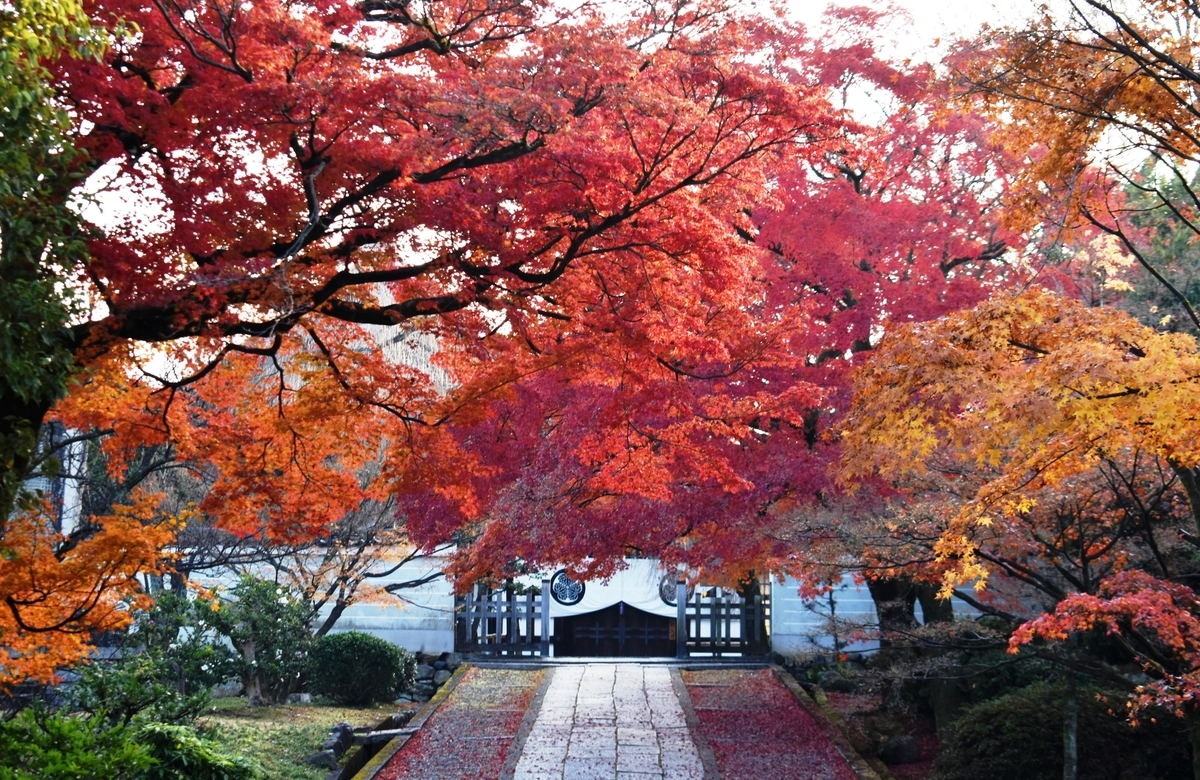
top-left (954, 0), bottom-right (1200, 334)
top-left (0, 494), bottom-right (172, 687)
top-left (841, 288), bottom-right (1200, 577)
top-left (840, 287), bottom-right (1200, 750)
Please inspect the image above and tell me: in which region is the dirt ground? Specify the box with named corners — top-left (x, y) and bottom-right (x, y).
top-left (818, 689), bottom-right (939, 780)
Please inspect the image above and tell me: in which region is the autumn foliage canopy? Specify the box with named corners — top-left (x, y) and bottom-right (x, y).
top-left (0, 0), bottom-right (1036, 683)
top-left (16, 0), bottom-right (1200, 717)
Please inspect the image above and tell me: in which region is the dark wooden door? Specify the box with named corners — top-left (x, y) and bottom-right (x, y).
top-left (555, 602), bottom-right (675, 657)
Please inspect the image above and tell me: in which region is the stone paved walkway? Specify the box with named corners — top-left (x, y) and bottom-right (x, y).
top-left (374, 662), bottom-right (866, 780)
top-left (511, 663), bottom-right (708, 780)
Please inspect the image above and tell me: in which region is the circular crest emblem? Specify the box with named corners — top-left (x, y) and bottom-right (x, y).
top-left (550, 569), bottom-right (585, 606)
top-left (659, 575), bottom-right (694, 606)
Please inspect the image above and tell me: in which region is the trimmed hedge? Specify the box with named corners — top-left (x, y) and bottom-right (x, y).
top-left (931, 682), bottom-right (1190, 780)
top-left (306, 631), bottom-right (416, 705)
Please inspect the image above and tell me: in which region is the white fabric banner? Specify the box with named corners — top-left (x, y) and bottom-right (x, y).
top-left (541, 559), bottom-right (679, 619)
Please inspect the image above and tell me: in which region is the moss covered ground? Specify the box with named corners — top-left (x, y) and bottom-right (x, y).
top-left (200, 697), bottom-right (419, 780)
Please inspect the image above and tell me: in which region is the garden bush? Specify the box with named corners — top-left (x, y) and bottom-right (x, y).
top-left (132, 591), bottom-right (239, 696)
top-left (137, 723), bottom-right (258, 780)
top-left (307, 631), bottom-right (416, 705)
top-left (931, 682), bottom-right (1190, 780)
top-left (0, 697), bottom-right (258, 780)
top-left (954, 648), bottom-right (1054, 705)
top-left (209, 576), bottom-right (313, 705)
top-left (69, 654), bottom-right (210, 727)
top-left (0, 707), bottom-right (150, 780)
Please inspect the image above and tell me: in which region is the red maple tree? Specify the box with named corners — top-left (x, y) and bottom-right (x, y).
top-left (389, 52), bottom-right (1025, 583)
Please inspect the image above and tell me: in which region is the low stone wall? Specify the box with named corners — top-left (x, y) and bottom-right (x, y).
top-left (395, 652), bottom-right (462, 703)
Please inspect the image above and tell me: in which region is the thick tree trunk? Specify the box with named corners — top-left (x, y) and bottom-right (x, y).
top-left (1187, 710), bottom-right (1200, 780)
top-left (1172, 461), bottom-right (1200, 539)
top-left (915, 582), bottom-right (962, 732)
top-left (929, 678), bottom-right (964, 735)
top-left (1063, 673), bottom-right (1078, 780)
top-left (238, 638), bottom-right (265, 706)
top-left (866, 577), bottom-right (919, 647)
top-left (915, 583), bottom-right (954, 624)
top-left (0, 395), bottom-right (52, 525)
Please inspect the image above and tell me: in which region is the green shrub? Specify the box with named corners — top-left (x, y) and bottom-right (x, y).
top-left (0, 702), bottom-right (258, 780)
top-left (955, 648), bottom-right (1054, 704)
top-left (133, 591), bottom-right (239, 696)
top-left (209, 576), bottom-right (313, 705)
top-left (137, 723), bottom-right (258, 780)
top-left (931, 682), bottom-right (1190, 780)
top-left (0, 707), bottom-right (150, 780)
top-left (70, 590), bottom-right (240, 727)
top-left (69, 654), bottom-right (210, 727)
top-left (307, 631), bottom-right (415, 705)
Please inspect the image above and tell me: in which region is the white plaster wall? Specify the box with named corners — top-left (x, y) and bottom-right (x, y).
top-left (771, 574), bottom-right (882, 655)
top-left (315, 557), bottom-right (456, 654)
top-left (771, 574), bottom-right (982, 656)
top-left (191, 554), bottom-right (457, 655)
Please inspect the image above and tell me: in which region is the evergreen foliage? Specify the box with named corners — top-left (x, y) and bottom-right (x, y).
top-left (931, 683), bottom-right (1190, 780)
top-left (137, 723), bottom-right (259, 780)
top-left (307, 631), bottom-right (416, 705)
top-left (210, 576), bottom-right (313, 705)
top-left (0, 0), bottom-right (96, 518)
top-left (0, 707), bottom-right (149, 780)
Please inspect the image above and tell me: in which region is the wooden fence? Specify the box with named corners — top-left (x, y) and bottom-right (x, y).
top-left (455, 580), bottom-right (550, 656)
top-left (676, 583), bottom-right (771, 657)
top-left (455, 579), bottom-right (770, 657)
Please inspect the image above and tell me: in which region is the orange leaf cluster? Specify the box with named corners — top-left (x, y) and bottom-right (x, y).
top-left (0, 495), bottom-right (172, 687)
top-left (841, 288), bottom-right (1200, 594)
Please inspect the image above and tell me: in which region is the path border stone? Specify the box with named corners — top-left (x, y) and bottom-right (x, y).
top-left (769, 665), bottom-right (885, 780)
top-left (668, 667), bottom-right (721, 780)
top-left (498, 666), bottom-right (558, 780)
top-left (349, 664), bottom-right (472, 780)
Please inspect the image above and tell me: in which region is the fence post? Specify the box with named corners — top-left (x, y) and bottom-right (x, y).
top-left (541, 578), bottom-right (551, 657)
top-left (710, 592), bottom-right (720, 652)
top-left (505, 585), bottom-right (515, 652)
top-left (456, 589), bottom-right (466, 651)
top-left (676, 581), bottom-right (687, 658)
top-left (755, 593), bottom-right (765, 652)
top-left (468, 585), bottom-right (479, 650)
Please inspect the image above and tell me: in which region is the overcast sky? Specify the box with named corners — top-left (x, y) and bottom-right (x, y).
top-left (786, 0), bottom-right (1037, 60)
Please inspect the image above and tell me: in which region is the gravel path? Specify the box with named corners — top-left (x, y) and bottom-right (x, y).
top-left (374, 666), bottom-right (543, 780)
top-left (682, 668), bottom-right (859, 780)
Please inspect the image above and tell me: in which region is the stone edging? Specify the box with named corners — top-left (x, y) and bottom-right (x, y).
top-left (670, 667), bottom-right (722, 780)
top-left (496, 666), bottom-right (556, 780)
top-left (348, 663), bottom-right (472, 780)
top-left (770, 665), bottom-right (887, 780)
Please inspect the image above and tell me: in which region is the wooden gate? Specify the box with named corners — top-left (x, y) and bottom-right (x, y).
top-left (555, 603), bottom-right (675, 657)
top-left (454, 578), bottom-right (770, 657)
